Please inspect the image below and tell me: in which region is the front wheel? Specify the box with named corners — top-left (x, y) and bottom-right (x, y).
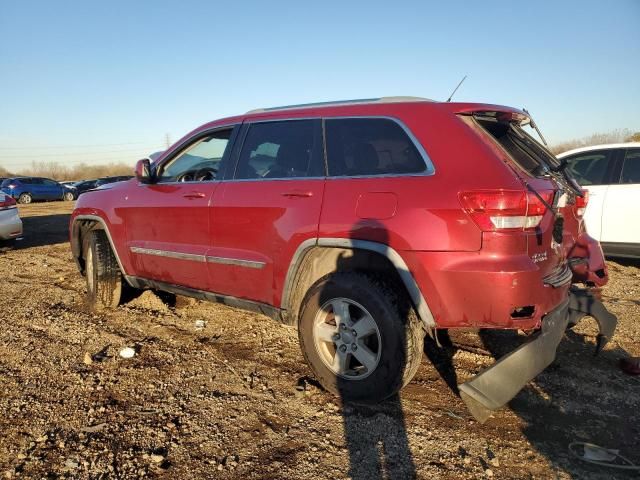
top-left (18, 193), bottom-right (32, 204)
top-left (298, 272), bottom-right (425, 403)
top-left (63, 191), bottom-right (75, 201)
top-left (84, 229), bottom-right (123, 310)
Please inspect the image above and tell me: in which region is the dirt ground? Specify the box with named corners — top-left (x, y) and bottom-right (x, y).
top-left (0, 202), bottom-right (638, 479)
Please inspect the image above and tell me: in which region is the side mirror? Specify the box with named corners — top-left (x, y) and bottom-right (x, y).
top-left (135, 159), bottom-right (154, 184)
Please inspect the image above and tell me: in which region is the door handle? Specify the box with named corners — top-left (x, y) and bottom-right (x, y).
top-left (282, 190), bottom-right (313, 198)
top-left (183, 192), bottom-right (206, 199)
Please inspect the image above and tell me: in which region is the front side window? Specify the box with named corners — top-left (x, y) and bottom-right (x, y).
top-left (158, 129), bottom-right (233, 182)
top-left (42, 179), bottom-right (58, 186)
top-left (234, 120), bottom-right (320, 180)
top-left (565, 151), bottom-right (612, 186)
top-left (620, 149), bottom-right (640, 184)
top-left (325, 118), bottom-right (427, 177)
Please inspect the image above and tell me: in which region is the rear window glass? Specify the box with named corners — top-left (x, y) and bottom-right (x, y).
top-left (1, 179), bottom-right (14, 187)
top-left (475, 117), bottom-right (558, 177)
top-left (565, 151), bottom-right (612, 186)
top-left (325, 118), bottom-right (427, 177)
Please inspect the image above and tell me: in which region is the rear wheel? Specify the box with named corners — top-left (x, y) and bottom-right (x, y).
top-left (18, 193), bottom-right (32, 204)
top-left (298, 272), bottom-right (424, 403)
top-left (84, 229), bottom-right (123, 310)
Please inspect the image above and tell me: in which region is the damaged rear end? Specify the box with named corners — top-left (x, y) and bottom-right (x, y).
top-left (455, 107), bottom-right (617, 422)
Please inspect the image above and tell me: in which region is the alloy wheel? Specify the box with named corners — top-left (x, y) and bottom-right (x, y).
top-left (312, 297), bottom-right (382, 380)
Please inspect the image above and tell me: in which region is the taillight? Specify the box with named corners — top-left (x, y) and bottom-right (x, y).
top-left (575, 189), bottom-right (589, 217)
top-left (0, 196), bottom-right (16, 209)
top-left (459, 189), bottom-right (554, 232)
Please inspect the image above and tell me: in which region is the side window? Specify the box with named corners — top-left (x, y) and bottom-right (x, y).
top-left (158, 128), bottom-right (233, 182)
top-left (325, 118), bottom-right (428, 177)
top-left (42, 179), bottom-right (58, 186)
top-left (564, 151), bottom-right (612, 186)
top-left (234, 120), bottom-right (320, 180)
top-left (620, 149), bottom-right (640, 184)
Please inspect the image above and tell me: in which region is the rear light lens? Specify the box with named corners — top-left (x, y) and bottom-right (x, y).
top-left (459, 189), bottom-right (554, 232)
top-left (0, 196), bottom-right (16, 209)
top-left (575, 189), bottom-right (589, 217)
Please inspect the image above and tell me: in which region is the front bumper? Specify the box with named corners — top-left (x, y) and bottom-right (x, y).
top-left (458, 287), bottom-right (617, 423)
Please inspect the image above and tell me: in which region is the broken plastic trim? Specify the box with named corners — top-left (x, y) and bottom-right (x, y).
top-left (458, 287), bottom-right (617, 423)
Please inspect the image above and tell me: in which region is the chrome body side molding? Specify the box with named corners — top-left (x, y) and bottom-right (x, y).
top-left (206, 256), bottom-right (266, 269)
top-left (129, 246), bottom-right (266, 269)
top-left (130, 246), bottom-right (206, 263)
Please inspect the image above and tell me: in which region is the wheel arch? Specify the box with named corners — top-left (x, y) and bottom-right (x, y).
top-left (71, 215), bottom-right (128, 278)
top-left (281, 238), bottom-right (436, 335)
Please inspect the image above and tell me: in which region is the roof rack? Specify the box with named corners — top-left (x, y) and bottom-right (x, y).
top-left (246, 96), bottom-right (433, 114)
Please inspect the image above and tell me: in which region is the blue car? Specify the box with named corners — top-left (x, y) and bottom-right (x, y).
top-left (0, 177), bottom-right (74, 204)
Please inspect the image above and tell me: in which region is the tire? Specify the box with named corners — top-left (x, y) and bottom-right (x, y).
top-left (298, 272), bottom-right (425, 403)
top-left (18, 193), bottom-right (32, 204)
top-left (83, 229), bottom-right (122, 310)
top-left (63, 191), bottom-right (75, 201)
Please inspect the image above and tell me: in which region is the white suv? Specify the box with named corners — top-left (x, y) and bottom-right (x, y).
top-left (558, 143), bottom-right (640, 258)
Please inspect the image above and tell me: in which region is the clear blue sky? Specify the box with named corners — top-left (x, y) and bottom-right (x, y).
top-left (1, 0), bottom-right (638, 170)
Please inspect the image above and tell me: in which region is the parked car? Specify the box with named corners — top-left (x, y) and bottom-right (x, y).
top-left (0, 177), bottom-right (73, 203)
top-left (557, 143), bottom-right (640, 258)
top-left (70, 97), bottom-right (616, 422)
top-left (0, 192), bottom-right (22, 242)
top-left (95, 176), bottom-right (133, 187)
top-left (73, 179), bottom-right (99, 197)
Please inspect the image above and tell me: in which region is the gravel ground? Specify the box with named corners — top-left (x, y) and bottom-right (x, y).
top-left (0, 202), bottom-right (638, 479)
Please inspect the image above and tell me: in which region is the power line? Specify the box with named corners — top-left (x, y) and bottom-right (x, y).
top-left (0, 146), bottom-right (164, 159)
top-left (0, 141), bottom-right (157, 151)
top-left (0, 156), bottom-right (146, 168)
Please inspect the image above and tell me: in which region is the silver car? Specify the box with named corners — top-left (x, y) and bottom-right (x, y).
top-left (0, 192), bottom-right (23, 241)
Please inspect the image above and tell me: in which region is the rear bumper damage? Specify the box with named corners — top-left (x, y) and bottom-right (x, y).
top-left (458, 287), bottom-right (617, 423)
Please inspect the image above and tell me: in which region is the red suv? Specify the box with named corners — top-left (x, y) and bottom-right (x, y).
top-left (70, 97), bottom-right (616, 422)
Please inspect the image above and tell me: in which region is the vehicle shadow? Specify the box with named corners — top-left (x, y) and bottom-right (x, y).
top-left (319, 220), bottom-right (417, 479)
top-left (1, 213), bottom-right (71, 251)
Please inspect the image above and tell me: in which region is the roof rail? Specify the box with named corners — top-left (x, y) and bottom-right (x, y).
top-left (246, 96), bottom-right (433, 114)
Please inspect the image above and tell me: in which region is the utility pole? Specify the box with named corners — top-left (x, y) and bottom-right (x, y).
top-left (164, 133), bottom-right (171, 149)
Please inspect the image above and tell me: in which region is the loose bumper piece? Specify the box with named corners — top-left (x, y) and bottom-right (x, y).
top-left (458, 288), bottom-right (617, 423)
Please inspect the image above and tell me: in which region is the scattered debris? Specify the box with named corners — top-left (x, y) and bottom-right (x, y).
top-left (80, 423), bottom-right (108, 433)
top-left (119, 347), bottom-right (136, 359)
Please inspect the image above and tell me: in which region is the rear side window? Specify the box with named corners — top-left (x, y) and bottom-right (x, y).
top-left (565, 151), bottom-right (612, 186)
top-left (325, 118), bottom-right (427, 177)
top-left (621, 149), bottom-right (640, 184)
top-left (234, 120), bottom-right (321, 179)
